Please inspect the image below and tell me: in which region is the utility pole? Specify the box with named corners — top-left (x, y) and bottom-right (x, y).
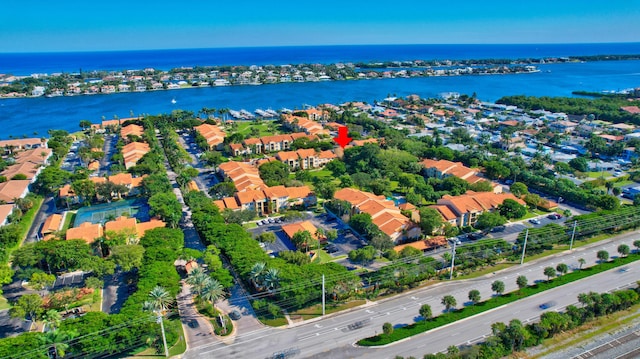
top-left (449, 241), bottom-right (457, 280)
top-left (157, 312), bottom-right (169, 357)
top-left (322, 274), bottom-right (325, 316)
top-left (520, 229), bottom-right (529, 265)
top-left (569, 220), bottom-right (577, 250)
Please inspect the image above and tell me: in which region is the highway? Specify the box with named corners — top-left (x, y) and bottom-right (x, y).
top-left (182, 231), bottom-right (639, 359)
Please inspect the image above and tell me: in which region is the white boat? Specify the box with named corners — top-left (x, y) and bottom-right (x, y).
top-left (239, 109), bottom-right (255, 119)
top-left (171, 98), bottom-right (177, 104)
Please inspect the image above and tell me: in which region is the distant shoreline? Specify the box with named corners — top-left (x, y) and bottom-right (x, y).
top-left (3, 53), bottom-right (640, 100)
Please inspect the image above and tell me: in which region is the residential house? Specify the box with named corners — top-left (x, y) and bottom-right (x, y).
top-left (0, 204), bottom-right (14, 227)
top-left (282, 114), bottom-right (328, 136)
top-left (120, 124), bottom-right (144, 140)
top-left (122, 142), bottom-right (150, 169)
top-left (393, 236), bottom-right (447, 253)
top-left (66, 222), bottom-right (103, 243)
top-left (275, 148), bottom-right (329, 170)
top-left (433, 191), bottom-right (525, 227)
top-left (41, 213), bottom-right (63, 240)
top-left (549, 120), bottom-right (578, 134)
top-left (194, 123), bottom-right (226, 150)
top-left (281, 220), bottom-right (326, 248)
top-left (0, 138), bottom-right (47, 153)
top-left (218, 161), bottom-right (266, 192)
top-left (214, 185), bottom-right (315, 214)
top-left (333, 188), bottom-right (421, 243)
top-left (621, 106), bottom-right (640, 115)
top-left (421, 159), bottom-right (501, 193)
top-left (0, 180), bottom-right (31, 203)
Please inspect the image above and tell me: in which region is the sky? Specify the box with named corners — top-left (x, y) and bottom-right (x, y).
top-left (2, 1), bottom-right (640, 53)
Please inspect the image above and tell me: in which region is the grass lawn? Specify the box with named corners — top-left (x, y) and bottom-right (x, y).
top-left (518, 211), bottom-right (541, 221)
top-left (586, 171), bottom-right (611, 178)
top-left (17, 195), bottom-right (44, 245)
top-left (313, 249), bottom-right (333, 264)
top-left (62, 211), bottom-right (76, 231)
top-left (613, 179), bottom-right (634, 188)
top-left (529, 302), bottom-right (640, 358)
top-left (0, 295), bottom-right (10, 310)
top-left (261, 317), bottom-right (288, 327)
top-left (243, 222), bottom-right (258, 229)
top-left (454, 263), bottom-right (515, 280)
top-left (130, 319), bottom-right (186, 358)
top-left (358, 253), bottom-right (640, 346)
top-left (229, 121), bottom-right (279, 137)
top-left (290, 299), bottom-right (367, 320)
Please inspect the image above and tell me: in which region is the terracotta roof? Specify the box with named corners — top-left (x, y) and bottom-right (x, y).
top-left (0, 138), bottom-right (45, 149)
top-left (318, 150), bottom-right (337, 159)
top-left (0, 204), bottom-right (14, 225)
top-left (195, 123), bottom-right (226, 147)
top-left (281, 220), bottom-right (319, 240)
top-left (213, 200), bottom-right (225, 210)
top-left (42, 214), bottom-right (63, 234)
top-left (393, 241), bottom-right (430, 252)
top-left (236, 189), bottom-right (267, 204)
top-left (263, 185), bottom-right (289, 198)
top-left (101, 119), bottom-right (122, 127)
top-left (229, 143), bottom-right (244, 151)
top-left (598, 134), bottom-right (625, 141)
top-left (430, 204), bottom-right (458, 221)
top-left (108, 173), bottom-right (133, 186)
top-left (621, 106), bottom-right (640, 114)
top-left (0, 180), bottom-right (30, 203)
top-left (296, 148), bottom-right (316, 158)
top-left (1, 161), bottom-right (40, 180)
top-left (87, 161), bottom-right (100, 171)
top-left (120, 124), bottom-right (144, 138)
top-left (66, 222), bottom-right (103, 243)
top-left (59, 184), bottom-right (74, 197)
top-left (351, 138), bottom-right (378, 146)
top-left (187, 180), bottom-right (199, 192)
top-left (243, 138), bottom-right (262, 146)
top-left (438, 191), bottom-right (525, 216)
top-left (285, 186), bottom-right (313, 199)
top-left (398, 202), bottom-right (416, 211)
top-left (104, 216), bottom-right (137, 233)
top-left (222, 197), bottom-right (240, 209)
top-left (135, 219), bottom-right (165, 237)
top-left (276, 151), bottom-right (300, 161)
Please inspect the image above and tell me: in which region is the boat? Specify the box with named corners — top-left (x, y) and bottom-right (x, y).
top-left (171, 98), bottom-right (177, 104)
top-left (239, 109), bottom-right (255, 119)
top-left (228, 110), bottom-right (242, 119)
top-left (266, 109), bottom-right (279, 117)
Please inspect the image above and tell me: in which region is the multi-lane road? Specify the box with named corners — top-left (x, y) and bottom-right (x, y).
top-left (182, 231), bottom-right (639, 359)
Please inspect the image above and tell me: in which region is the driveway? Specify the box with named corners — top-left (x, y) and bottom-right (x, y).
top-left (101, 271), bottom-right (130, 314)
top-left (25, 195), bottom-right (56, 244)
top-left (176, 282), bottom-right (216, 349)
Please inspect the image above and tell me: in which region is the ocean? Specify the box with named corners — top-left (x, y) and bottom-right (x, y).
top-left (1, 44), bottom-right (639, 139)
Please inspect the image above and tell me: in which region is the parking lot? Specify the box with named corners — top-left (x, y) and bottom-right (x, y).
top-left (247, 212), bottom-right (366, 259)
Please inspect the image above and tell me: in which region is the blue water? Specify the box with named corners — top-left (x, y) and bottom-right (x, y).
top-left (3, 43), bottom-right (640, 76)
top-left (0, 44), bottom-right (639, 139)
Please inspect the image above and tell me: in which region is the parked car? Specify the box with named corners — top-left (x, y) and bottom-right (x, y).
top-left (229, 310), bottom-right (241, 320)
top-left (467, 233), bottom-right (483, 240)
top-left (547, 213), bottom-right (562, 220)
top-left (491, 225), bottom-right (506, 232)
top-left (529, 218), bottom-right (541, 225)
top-left (187, 320), bottom-right (199, 328)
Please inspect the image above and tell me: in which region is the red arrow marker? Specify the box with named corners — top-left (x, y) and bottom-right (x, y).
top-left (333, 126), bottom-right (352, 149)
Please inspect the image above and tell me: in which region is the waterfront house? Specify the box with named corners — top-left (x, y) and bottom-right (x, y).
top-left (0, 204), bottom-right (14, 227)
top-left (194, 123), bottom-right (226, 150)
top-left (0, 180), bottom-right (31, 203)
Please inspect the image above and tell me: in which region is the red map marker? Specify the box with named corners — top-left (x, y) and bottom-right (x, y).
top-left (333, 126), bottom-right (352, 149)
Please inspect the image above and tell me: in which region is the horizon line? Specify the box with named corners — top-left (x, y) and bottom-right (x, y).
top-left (2, 41), bottom-right (640, 55)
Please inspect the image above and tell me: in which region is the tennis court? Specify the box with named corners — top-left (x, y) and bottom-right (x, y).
top-left (74, 198), bottom-right (150, 226)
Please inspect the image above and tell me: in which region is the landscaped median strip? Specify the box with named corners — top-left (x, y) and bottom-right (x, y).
top-left (357, 253), bottom-right (640, 346)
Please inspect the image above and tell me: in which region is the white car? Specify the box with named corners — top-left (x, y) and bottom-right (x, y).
top-left (529, 218), bottom-right (541, 225)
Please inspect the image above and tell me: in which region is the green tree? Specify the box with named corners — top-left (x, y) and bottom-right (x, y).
top-left (468, 289), bottom-right (481, 304)
top-left (258, 161), bottom-right (290, 186)
top-left (418, 207), bottom-right (443, 235)
top-left (516, 275), bottom-right (528, 290)
top-left (348, 246), bottom-right (377, 264)
top-left (42, 309), bottom-right (62, 330)
top-left (469, 180), bottom-right (494, 192)
top-left (40, 329), bottom-right (78, 359)
top-left (257, 232), bottom-right (276, 243)
top-left (292, 230), bottom-right (317, 252)
top-left (419, 304), bottom-right (432, 320)
top-left (598, 195), bottom-right (620, 211)
top-left (29, 272), bottom-right (55, 291)
top-left (474, 211), bottom-right (507, 230)
top-left (84, 276), bottom-right (104, 290)
top-left (200, 278), bottom-right (225, 306)
top-left (382, 322), bottom-right (394, 336)
top-left (71, 179), bottom-right (96, 203)
top-left (79, 120), bottom-right (92, 131)
top-left (441, 295), bottom-right (457, 312)
top-left (484, 160), bottom-right (511, 180)
top-left (509, 182), bottom-right (528, 198)
top-left (491, 280), bottom-right (505, 296)
top-left (10, 294), bottom-right (44, 321)
top-left (617, 244), bottom-right (630, 257)
top-left (326, 160), bottom-right (346, 177)
top-left (148, 192), bottom-right (182, 228)
top-left (109, 245), bottom-right (145, 272)
top-left (498, 199), bottom-right (527, 219)
top-left (209, 181), bottom-right (237, 199)
top-left (569, 157), bottom-right (589, 172)
top-left (143, 286), bottom-right (172, 313)
top-left (556, 263), bottom-right (569, 276)
top-left (578, 258), bottom-right (586, 270)
top-left (543, 266), bottom-right (556, 281)
top-left (596, 250), bottom-right (609, 263)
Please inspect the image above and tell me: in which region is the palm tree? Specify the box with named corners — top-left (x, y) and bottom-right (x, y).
top-left (200, 278), bottom-right (224, 306)
top-left (578, 258), bottom-right (586, 270)
top-left (39, 329), bottom-right (78, 358)
top-left (143, 286), bottom-right (172, 357)
top-left (249, 262), bottom-right (266, 288)
top-left (43, 309), bottom-right (62, 331)
top-left (186, 268), bottom-right (208, 297)
top-left (263, 268), bottom-right (280, 292)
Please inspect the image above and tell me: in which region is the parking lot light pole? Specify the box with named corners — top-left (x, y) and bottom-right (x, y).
top-left (322, 274), bottom-right (325, 316)
top-left (520, 229), bottom-right (529, 265)
top-left (449, 241), bottom-right (456, 280)
top-left (569, 220), bottom-right (577, 250)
